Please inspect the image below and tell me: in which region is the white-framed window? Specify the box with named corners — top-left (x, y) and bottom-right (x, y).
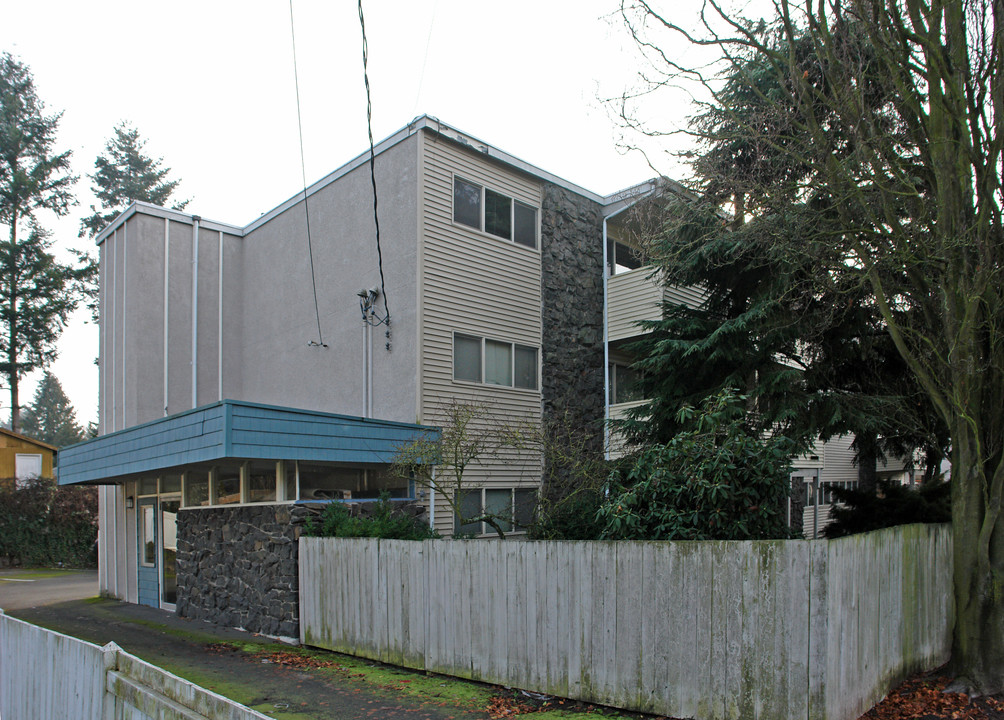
top-left (183, 469), bottom-right (210, 507)
top-left (14, 453), bottom-right (42, 487)
top-left (455, 487), bottom-right (537, 535)
top-left (609, 363), bottom-right (644, 405)
top-left (453, 333), bottom-right (538, 390)
top-left (453, 176), bottom-right (538, 249)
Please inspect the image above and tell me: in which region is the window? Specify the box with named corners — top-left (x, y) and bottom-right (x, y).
top-left (160, 474), bottom-right (182, 494)
top-left (184, 470), bottom-right (210, 507)
top-left (247, 461), bottom-right (277, 503)
top-left (610, 363), bottom-right (644, 404)
top-left (453, 333), bottom-right (538, 390)
top-left (454, 487), bottom-right (537, 535)
top-left (606, 238), bottom-right (643, 275)
top-left (484, 340), bottom-right (512, 386)
top-left (454, 334), bottom-right (482, 382)
top-left (213, 466), bottom-right (241, 505)
top-left (453, 176), bottom-right (537, 249)
top-left (296, 462), bottom-right (408, 501)
top-left (14, 454), bottom-right (42, 487)
top-left (140, 504), bottom-right (156, 567)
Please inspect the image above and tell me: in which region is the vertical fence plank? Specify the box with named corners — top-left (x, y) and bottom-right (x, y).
top-left (298, 528), bottom-right (952, 720)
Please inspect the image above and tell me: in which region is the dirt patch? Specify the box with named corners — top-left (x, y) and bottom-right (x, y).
top-left (859, 671), bottom-right (1004, 720)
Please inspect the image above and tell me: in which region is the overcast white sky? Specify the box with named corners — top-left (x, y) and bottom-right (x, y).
top-left (0, 0), bottom-right (746, 428)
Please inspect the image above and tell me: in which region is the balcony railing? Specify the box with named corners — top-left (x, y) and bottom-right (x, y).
top-left (606, 267), bottom-right (706, 343)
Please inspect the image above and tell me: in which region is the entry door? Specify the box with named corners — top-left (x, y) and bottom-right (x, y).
top-left (160, 499), bottom-right (180, 609)
top-left (137, 498), bottom-right (160, 607)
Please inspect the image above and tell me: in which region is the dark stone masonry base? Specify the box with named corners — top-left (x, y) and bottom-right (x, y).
top-left (175, 504), bottom-right (309, 638)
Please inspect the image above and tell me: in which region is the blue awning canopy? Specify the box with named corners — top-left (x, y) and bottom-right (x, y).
top-left (58, 400), bottom-right (437, 485)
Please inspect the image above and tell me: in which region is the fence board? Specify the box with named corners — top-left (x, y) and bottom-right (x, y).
top-left (299, 525), bottom-right (953, 720)
top-left (0, 613), bottom-right (269, 720)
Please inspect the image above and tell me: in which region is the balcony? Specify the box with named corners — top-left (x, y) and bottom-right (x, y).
top-left (606, 266), bottom-right (706, 343)
top-left (606, 398), bottom-right (649, 459)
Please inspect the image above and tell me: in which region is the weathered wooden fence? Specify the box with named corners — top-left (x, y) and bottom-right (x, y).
top-left (0, 610), bottom-right (271, 720)
top-left (299, 524), bottom-right (953, 720)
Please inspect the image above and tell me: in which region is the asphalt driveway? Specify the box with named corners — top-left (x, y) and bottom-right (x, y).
top-left (0, 568), bottom-right (98, 610)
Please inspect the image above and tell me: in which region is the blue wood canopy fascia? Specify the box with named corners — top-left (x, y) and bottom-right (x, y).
top-left (57, 400), bottom-right (438, 486)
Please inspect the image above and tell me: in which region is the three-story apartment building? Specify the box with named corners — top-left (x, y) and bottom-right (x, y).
top-left (58, 116), bottom-right (657, 634)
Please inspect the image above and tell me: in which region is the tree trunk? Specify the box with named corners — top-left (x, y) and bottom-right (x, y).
top-left (9, 372), bottom-right (18, 433)
top-left (856, 434), bottom-right (878, 494)
top-left (6, 217), bottom-right (16, 433)
top-left (948, 432), bottom-right (1004, 694)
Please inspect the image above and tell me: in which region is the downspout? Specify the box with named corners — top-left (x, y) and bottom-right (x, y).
top-left (163, 219), bottom-right (170, 416)
top-left (602, 216), bottom-right (611, 460)
top-left (428, 471), bottom-right (436, 530)
top-left (121, 222), bottom-right (128, 430)
top-left (601, 182), bottom-right (660, 460)
top-left (110, 229), bottom-right (117, 432)
top-left (191, 217), bottom-right (201, 409)
top-left (217, 231), bottom-right (224, 401)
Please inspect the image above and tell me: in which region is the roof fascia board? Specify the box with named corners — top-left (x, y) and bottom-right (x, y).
top-left (94, 116), bottom-right (668, 244)
top-left (96, 202), bottom-right (245, 246)
top-left (420, 117), bottom-right (606, 203)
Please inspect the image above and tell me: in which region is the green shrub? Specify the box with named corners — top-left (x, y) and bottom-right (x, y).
top-left (598, 391), bottom-right (796, 541)
top-left (530, 487), bottom-right (606, 540)
top-left (0, 477), bottom-right (97, 567)
top-left (823, 478), bottom-right (951, 538)
top-left (303, 492), bottom-right (438, 540)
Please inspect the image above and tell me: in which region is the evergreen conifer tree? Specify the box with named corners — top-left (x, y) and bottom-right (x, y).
top-left (79, 122), bottom-right (186, 238)
top-left (20, 371), bottom-right (83, 447)
top-left (0, 53), bottom-right (80, 432)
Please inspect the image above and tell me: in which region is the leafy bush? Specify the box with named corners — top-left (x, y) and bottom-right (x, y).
top-left (0, 477), bottom-right (98, 567)
top-left (530, 486), bottom-right (607, 540)
top-left (823, 478), bottom-right (951, 538)
top-left (597, 391), bottom-right (796, 541)
top-left (303, 492), bottom-right (438, 540)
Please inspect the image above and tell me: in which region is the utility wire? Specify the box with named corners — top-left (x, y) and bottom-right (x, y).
top-left (289, 0), bottom-right (327, 348)
top-left (358, 0), bottom-right (392, 348)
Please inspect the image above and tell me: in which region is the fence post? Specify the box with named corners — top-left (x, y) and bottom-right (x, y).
top-left (101, 642), bottom-right (121, 720)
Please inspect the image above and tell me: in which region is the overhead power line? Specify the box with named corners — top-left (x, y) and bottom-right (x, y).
top-left (288, 0), bottom-right (327, 348)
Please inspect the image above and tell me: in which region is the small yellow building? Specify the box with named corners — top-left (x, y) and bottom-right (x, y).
top-left (0, 428), bottom-right (56, 487)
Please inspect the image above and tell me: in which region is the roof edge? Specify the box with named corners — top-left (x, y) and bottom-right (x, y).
top-left (95, 202), bottom-right (246, 246)
top-left (94, 115), bottom-right (668, 243)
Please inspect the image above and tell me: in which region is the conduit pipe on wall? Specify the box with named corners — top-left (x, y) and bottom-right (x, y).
top-left (191, 217), bottom-right (201, 409)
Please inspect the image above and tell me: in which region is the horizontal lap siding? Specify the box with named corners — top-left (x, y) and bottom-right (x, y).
top-left (59, 407), bottom-right (226, 483)
top-left (420, 134), bottom-right (544, 535)
top-left (607, 267), bottom-right (706, 342)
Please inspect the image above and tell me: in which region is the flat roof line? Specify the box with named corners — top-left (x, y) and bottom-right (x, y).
top-left (93, 115), bottom-right (662, 243)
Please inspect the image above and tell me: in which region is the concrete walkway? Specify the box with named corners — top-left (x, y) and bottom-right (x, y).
top-left (7, 599), bottom-right (508, 720)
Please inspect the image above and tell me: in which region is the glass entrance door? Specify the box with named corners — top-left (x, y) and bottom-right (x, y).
top-left (137, 497), bottom-right (159, 607)
top-left (160, 499), bottom-right (180, 608)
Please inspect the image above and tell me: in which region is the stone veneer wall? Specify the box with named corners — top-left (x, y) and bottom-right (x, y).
top-left (175, 504), bottom-right (309, 638)
top-left (539, 183), bottom-right (606, 470)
